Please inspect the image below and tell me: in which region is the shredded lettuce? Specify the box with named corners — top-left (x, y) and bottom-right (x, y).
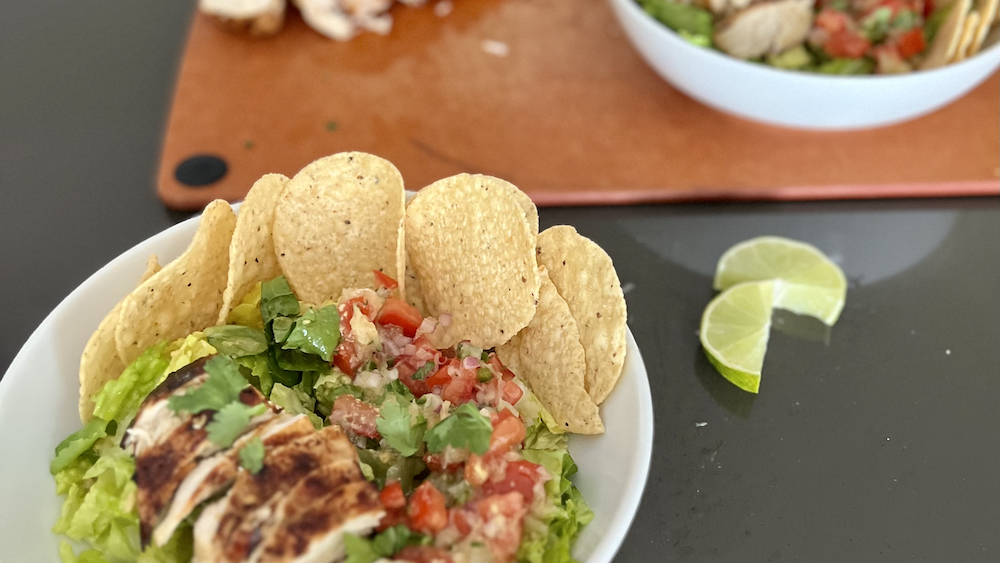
top-left (227, 282), bottom-right (264, 329)
top-left (90, 342), bottom-right (171, 424)
top-left (165, 333), bottom-right (216, 375)
top-left (51, 419), bottom-right (107, 475)
top-left (270, 382), bottom-right (324, 429)
top-left (518, 426), bottom-right (595, 563)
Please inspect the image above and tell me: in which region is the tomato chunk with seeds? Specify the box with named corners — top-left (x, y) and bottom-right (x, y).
top-left (373, 269), bottom-right (399, 290)
top-left (482, 460), bottom-right (542, 502)
top-left (380, 480), bottom-right (406, 510)
top-left (329, 395), bottom-right (380, 439)
top-left (408, 482), bottom-right (449, 535)
top-left (377, 298), bottom-right (423, 337)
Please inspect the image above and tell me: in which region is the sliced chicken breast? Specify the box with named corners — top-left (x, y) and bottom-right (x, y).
top-left (194, 425), bottom-right (371, 563)
top-left (714, 0), bottom-right (814, 59)
top-left (249, 462), bottom-right (383, 563)
top-left (152, 414), bottom-right (315, 547)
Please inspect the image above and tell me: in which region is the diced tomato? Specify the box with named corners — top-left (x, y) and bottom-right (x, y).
top-left (475, 492), bottom-right (527, 563)
top-left (487, 355), bottom-right (517, 381)
top-left (380, 480), bottom-right (406, 510)
top-left (373, 269), bottom-right (399, 291)
top-left (393, 545), bottom-right (454, 563)
top-left (481, 460), bottom-right (541, 503)
top-left (893, 27), bottom-right (926, 58)
top-left (425, 360), bottom-right (456, 388)
top-left (449, 507), bottom-right (477, 538)
top-left (815, 8), bottom-right (851, 33)
top-left (376, 298), bottom-right (423, 337)
top-left (342, 296), bottom-right (375, 325)
top-left (488, 410), bottom-right (526, 455)
top-left (333, 345), bottom-right (356, 377)
top-left (825, 29), bottom-right (872, 58)
top-left (397, 360), bottom-right (431, 397)
top-left (499, 379), bottom-right (523, 405)
top-left (441, 372), bottom-right (477, 405)
top-left (424, 452), bottom-right (463, 474)
top-left (408, 482), bottom-right (449, 535)
top-left (329, 395), bottom-right (380, 439)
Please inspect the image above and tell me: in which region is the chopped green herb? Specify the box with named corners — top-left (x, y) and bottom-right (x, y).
top-left (243, 140), bottom-right (255, 150)
top-left (168, 355), bottom-right (248, 414)
top-left (424, 402), bottom-right (492, 455)
top-left (238, 436), bottom-right (265, 474)
top-left (344, 525), bottom-right (430, 563)
top-left (207, 403), bottom-right (267, 448)
top-left (376, 398), bottom-right (425, 456)
top-left (411, 361), bottom-right (435, 380)
top-left (325, 120), bottom-right (339, 132)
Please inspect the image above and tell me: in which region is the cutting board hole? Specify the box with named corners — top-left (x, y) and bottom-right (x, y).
top-left (175, 155), bottom-right (227, 187)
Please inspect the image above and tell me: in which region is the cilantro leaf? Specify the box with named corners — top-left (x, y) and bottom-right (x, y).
top-left (207, 403), bottom-right (267, 448)
top-left (411, 361), bottom-right (434, 381)
top-left (168, 355), bottom-right (247, 414)
top-left (204, 325), bottom-right (268, 358)
top-left (239, 436), bottom-right (265, 474)
top-left (424, 402), bottom-right (492, 455)
top-left (282, 305), bottom-right (341, 361)
top-left (376, 398), bottom-right (425, 456)
top-left (260, 276), bottom-right (300, 325)
top-left (344, 526), bottom-right (431, 563)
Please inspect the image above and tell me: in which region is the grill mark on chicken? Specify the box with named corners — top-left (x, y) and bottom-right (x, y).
top-left (211, 426), bottom-right (358, 561)
top-left (255, 479), bottom-right (382, 562)
top-left (135, 415), bottom-right (211, 544)
top-left (152, 415), bottom-right (315, 547)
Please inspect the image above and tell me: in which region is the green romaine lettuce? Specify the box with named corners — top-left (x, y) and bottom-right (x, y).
top-left (90, 342), bottom-right (171, 424)
top-left (518, 426), bottom-right (594, 563)
top-left (270, 382), bottom-right (323, 429)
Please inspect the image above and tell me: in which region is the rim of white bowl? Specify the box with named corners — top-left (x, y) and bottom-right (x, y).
top-left (612, 0), bottom-right (1000, 82)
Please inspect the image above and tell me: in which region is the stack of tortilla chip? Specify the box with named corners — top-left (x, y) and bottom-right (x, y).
top-left (921, 0), bottom-right (999, 69)
top-left (79, 152), bottom-right (629, 436)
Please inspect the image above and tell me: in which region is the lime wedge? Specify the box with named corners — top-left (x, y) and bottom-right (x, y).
top-left (699, 281), bottom-right (775, 394)
top-left (713, 236), bottom-right (846, 326)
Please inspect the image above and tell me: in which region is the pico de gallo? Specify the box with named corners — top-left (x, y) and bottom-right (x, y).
top-left (247, 273), bottom-right (593, 563)
top-left (638, 0), bottom-right (956, 74)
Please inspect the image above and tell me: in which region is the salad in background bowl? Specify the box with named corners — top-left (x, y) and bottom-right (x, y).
top-left (608, 0), bottom-right (1000, 128)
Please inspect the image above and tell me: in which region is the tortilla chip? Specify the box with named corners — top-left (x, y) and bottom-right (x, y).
top-left (954, 11), bottom-right (981, 60)
top-left (79, 255), bottom-right (162, 421)
top-left (497, 269), bottom-right (603, 434)
top-left (273, 152), bottom-right (405, 305)
top-left (972, 0), bottom-right (999, 53)
top-left (403, 249), bottom-right (428, 316)
top-left (115, 200), bottom-right (236, 364)
top-left (535, 226), bottom-right (627, 405)
top-left (405, 174), bottom-right (539, 349)
top-left (218, 174), bottom-right (288, 325)
top-left (921, 0), bottom-right (971, 69)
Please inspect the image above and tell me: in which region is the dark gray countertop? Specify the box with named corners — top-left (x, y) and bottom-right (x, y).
top-left (2, 1), bottom-right (998, 561)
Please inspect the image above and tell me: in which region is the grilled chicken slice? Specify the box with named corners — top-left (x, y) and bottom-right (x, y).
top-left (152, 414), bottom-right (315, 547)
top-left (127, 356), bottom-right (278, 546)
top-left (199, 0), bottom-right (287, 37)
top-left (714, 0), bottom-right (813, 59)
top-left (251, 463), bottom-right (383, 563)
top-left (193, 425), bottom-right (383, 563)
top-left (123, 357), bottom-right (212, 458)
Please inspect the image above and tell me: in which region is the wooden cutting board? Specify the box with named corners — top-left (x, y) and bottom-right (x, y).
top-left (157, 0), bottom-right (1000, 210)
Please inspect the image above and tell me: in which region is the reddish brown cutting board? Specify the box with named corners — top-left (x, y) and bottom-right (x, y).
top-left (158, 0), bottom-right (1000, 210)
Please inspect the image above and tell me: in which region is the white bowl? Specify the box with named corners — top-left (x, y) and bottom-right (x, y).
top-left (608, 0), bottom-right (1000, 129)
top-left (0, 207), bottom-right (654, 562)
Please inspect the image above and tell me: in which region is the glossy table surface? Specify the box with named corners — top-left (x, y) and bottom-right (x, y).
top-left (1, 1), bottom-right (998, 561)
